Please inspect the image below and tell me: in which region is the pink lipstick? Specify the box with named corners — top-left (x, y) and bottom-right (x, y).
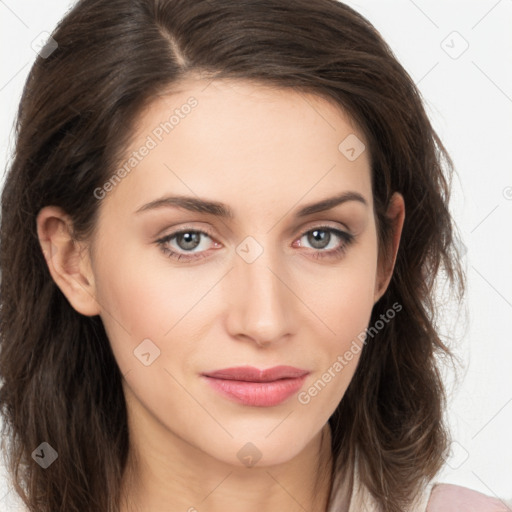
top-left (201, 365), bottom-right (309, 407)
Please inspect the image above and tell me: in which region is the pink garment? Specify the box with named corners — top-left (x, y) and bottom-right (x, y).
top-left (427, 483), bottom-right (511, 512)
top-left (327, 455), bottom-right (512, 511)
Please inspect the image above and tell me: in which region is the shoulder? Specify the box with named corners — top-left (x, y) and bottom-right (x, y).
top-left (426, 483), bottom-right (511, 512)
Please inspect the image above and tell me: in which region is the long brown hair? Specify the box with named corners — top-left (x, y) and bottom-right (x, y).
top-left (0, 1), bottom-right (465, 511)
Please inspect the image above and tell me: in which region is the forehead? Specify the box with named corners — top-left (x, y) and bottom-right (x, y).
top-left (102, 78), bottom-right (372, 219)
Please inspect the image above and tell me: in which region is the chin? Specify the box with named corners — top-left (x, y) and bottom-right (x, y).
top-left (204, 425), bottom-right (320, 470)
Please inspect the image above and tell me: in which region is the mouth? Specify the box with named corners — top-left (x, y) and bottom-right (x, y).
top-left (201, 365), bottom-right (309, 407)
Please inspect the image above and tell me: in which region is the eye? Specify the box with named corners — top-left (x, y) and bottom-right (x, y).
top-left (295, 226), bottom-right (355, 260)
top-left (155, 225), bottom-right (355, 262)
top-left (156, 228), bottom-right (218, 262)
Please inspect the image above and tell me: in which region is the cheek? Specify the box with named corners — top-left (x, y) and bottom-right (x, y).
top-left (332, 267), bottom-right (376, 337)
top-left (300, 241), bottom-right (378, 400)
top-left (314, 238), bottom-right (378, 340)
top-left (92, 240), bottom-right (219, 376)
top-left (296, 279), bottom-right (374, 417)
top-left (91, 244), bottom-right (170, 371)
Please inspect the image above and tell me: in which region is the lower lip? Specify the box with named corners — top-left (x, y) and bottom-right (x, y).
top-left (202, 375), bottom-right (308, 407)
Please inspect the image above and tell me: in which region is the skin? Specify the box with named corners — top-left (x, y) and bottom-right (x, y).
top-left (37, 77), bottom-right (405, 512)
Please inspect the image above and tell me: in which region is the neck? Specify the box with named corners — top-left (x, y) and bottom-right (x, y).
top-left (119, 418), bottom-right (335, 512)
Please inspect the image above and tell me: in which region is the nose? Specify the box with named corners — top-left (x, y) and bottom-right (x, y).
top-left (224, 242), bottom-right (295, 347)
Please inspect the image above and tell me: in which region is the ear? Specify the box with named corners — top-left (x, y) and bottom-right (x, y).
top-left (36, 206), bottom-right (101, 316)
top-left (374, 192), bottom-right (405, 303)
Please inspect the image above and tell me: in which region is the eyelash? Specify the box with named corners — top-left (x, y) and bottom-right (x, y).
top-left (156, 225), bottom-right (355, 262)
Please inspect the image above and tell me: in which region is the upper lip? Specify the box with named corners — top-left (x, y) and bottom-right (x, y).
top-left (202, 365), bottom-right (309, 382)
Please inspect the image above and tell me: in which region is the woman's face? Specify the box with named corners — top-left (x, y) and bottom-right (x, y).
top-left (54, 78), bottom-right (402, 468)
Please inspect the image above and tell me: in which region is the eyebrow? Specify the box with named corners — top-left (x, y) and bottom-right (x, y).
top-left (134, 191), bottom-right (368, 218)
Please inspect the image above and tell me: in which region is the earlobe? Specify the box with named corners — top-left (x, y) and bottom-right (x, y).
top-left (36, 206), bottom-right (101, 317)
top-left (374, 192), bottom-right (405, 303)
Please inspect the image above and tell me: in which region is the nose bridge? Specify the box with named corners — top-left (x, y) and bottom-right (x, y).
top-left (227, 235), bottom-right (293, 344)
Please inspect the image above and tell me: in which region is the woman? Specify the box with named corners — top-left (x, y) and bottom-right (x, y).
top-left (0, 0), bottom-right (507, 510)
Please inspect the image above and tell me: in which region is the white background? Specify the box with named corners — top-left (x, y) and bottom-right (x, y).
top-left (0, 0), bottom-right (511, 509)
